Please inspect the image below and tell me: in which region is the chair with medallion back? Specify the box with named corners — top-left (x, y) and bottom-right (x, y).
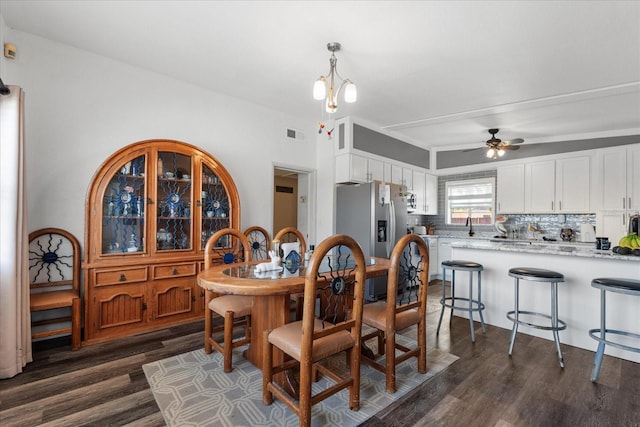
top-left (204, 228), bottom-right (253, 372)
top-left (243, 226), bottom-right (271, 261)
top-left (360, 233), bottom-right (429, 393)
top-left (274, 227), bottom-right (307, 320)
top-left (28, 228), bottom-right (82, 350)
top-left (262, 234), bottom-right (366, 427)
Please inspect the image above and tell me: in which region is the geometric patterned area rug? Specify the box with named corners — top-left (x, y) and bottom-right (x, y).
top-left (143, 334), bottom-right (458, 427)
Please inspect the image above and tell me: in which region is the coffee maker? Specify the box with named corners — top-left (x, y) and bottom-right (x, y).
top-left (629, 214), bottom-right (640, 235)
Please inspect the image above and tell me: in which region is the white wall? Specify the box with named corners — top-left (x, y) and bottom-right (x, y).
top-left (2, 27), bottom-right (326, 247)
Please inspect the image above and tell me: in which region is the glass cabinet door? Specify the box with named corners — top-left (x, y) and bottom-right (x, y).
top-left (102, 155), bottom-right (146, 255)
top-left (156, 152), bottom-right (193, 251)
top-left (201, 164), bottom-right (231, 249)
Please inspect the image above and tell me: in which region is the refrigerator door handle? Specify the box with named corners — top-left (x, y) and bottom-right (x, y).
top-left (388, 200), bottom-right (396, 258)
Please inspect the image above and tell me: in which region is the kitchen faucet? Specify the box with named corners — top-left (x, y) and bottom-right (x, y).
top-left (466, 215), bottom-right (475, 237)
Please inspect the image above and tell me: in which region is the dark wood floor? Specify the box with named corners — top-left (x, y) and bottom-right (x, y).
top-left (1, 284), bottom-right (639, 426)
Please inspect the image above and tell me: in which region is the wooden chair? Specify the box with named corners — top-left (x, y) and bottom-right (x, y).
top-left (204, 228), bottom-right (253, 372)
top-left (263, 234), bottom-right (366, 427)
top-left (28, 228), bottom-right (82, 350)
top-left (243, 226), bottom-right (271, 261)
top-left (274, 227), bottom-right (307, 320)
top-left (360, 233), bottom-right (429, 393)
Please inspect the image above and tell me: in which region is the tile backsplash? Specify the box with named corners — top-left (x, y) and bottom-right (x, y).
top-left (408, 169), bottom-right (597, 241)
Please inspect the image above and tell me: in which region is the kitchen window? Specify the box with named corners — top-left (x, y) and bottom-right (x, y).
top-left (445, 178), bottom-right (495, 225)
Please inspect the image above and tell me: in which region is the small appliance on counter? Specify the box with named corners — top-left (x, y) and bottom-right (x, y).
top-left (629, 214), bottom-right (639, 235)
top-left (579, 223), bottom-right (596, 242)
top-left (411, 225), bottom-right (427, 235)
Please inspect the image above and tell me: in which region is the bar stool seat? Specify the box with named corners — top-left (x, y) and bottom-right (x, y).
top-left (507, 267), bottom-right (566, 368)
top-left (437, 260), bottom-right (486, 342)
top-left (589, 277), bottom-right (640, 382)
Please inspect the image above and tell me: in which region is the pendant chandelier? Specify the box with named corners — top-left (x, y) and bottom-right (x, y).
top-left (313, 42), bottom-right (357, 113)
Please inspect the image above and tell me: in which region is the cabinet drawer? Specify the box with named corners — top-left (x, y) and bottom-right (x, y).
top-left (94, 267), bottom-right (148, 286)
top-left (152, 262), bottom-right (197, 280)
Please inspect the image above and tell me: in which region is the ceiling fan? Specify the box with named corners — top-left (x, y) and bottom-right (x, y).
top-left (465, 129), bottom-right (525, 159)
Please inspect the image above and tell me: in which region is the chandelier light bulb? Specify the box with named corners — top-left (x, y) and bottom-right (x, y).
top-left (313, 79), bottom-right (326, 100)
top-left (344, 82), bottom-right (357, 103)
top-left (498, 148), bottom-right (505, 157)
top-left (486, 148), bottom-right (495, 158)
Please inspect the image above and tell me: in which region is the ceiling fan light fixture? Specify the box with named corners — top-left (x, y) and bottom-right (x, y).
top-left (486, 148), bottom-right (495, 158)
top-left (498, 148), bottom-right (505, 157)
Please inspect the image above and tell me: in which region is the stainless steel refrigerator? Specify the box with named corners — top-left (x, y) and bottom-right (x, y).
top-left (335, 181), bottom-right (408, 301)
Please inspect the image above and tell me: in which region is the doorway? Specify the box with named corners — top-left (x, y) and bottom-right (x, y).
top-left (273, 166), bottom-right (314, 245)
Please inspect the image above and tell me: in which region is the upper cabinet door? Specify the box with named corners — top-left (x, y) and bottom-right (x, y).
top-left (156, 151), bottom-right (193, 253)
top-left (555, 156), bottom-right (590, 213)
top-left (101, 153), bottom-right (147, 255)
top-left (627, 145), bottom-right (640, 211)
top-left (525, 160), bottom-right (555, 213)
top-left (200, 163), bottom-right (232, 249)
top-left (497, 164), bottom-right (525, 213)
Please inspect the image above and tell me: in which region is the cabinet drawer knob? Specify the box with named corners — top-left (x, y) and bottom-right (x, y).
top-left (119, 274), bottom-right (127, 282)
top-left (172, 268), bottom-right (179, 275)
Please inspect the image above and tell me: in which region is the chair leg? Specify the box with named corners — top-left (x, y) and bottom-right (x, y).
top-left (71, 297), bottom-right (81, 350)
top-left (468, 272), bottom-right (476, 343)
top-left (204, 290), bottom-right (214, 354)
top-left (436, 269), bottom-right (446, 336)
top-left (223, 311), bottom-right (235, 373)
top-left (508, 278), bottom-right (520, 356)
top-left (385, 332), bottom-right (396, 393)
top-left (299, 352), bottom-right (313, 427)
top-left (349, 347), bottom-right (361, 411)
top-left (417, 318), bottom-right (427, 374)
top-left (377, 330), bottom-right (385, 356)
top-left (592, 342), bottom-right (606, 382)
top-left (262, 329), bottom-right (274, 404)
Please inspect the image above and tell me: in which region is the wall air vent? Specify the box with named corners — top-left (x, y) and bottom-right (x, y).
top-left (285, 128), bottom-right (305, 142)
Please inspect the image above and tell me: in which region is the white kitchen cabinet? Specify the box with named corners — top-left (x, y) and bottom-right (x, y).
top-left (402, 167), bottom-right (413, 189)
top-left (525, 160), bottom-right (555, 213)
top-left (596, 211), bottom-right (629, 247)
top-left (425, 173), bottom-right (438, 215)
top-left (335, 154), bottom-right (392, 184)
top-left (525, 156), bottom-right (591, 213)
top-left (599, 144), bottom-right (640, 211)
top-left (368, 158), bottom-right (385, 182)
top-left (436, 238), bottom-right (455, 280)
top-left (390, 164), bottom-right (403, 185)
top-left (411, 170), bottom-right (438, 215)
top-left (335, 153), bottom-right (368, 183)
top-left (555, 156), bottom-right (591, 212)
top-left (497, 164), bottom-right (525, 213)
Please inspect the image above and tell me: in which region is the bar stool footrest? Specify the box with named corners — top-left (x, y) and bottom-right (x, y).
top-left (588, 328), bottom-right (640, 354)
top-left (440, 296), bottom-right (485, 312)
top-left (507, 310), bottom-right (567, 331)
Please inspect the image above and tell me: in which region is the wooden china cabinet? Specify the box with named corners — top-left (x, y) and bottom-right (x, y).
top-left (83, 139), bottom-right (240, 344)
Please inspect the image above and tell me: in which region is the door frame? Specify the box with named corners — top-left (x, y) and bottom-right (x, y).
top-left (272, 164), bottom-right (316, 247)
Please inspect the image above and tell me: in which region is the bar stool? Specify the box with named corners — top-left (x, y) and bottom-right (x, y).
top-left (437, 260), bottom-right (486, 342)
top-left (589, 277), bottom-right (640, 382)
top-left (507, 267), bottom-right (566, 368)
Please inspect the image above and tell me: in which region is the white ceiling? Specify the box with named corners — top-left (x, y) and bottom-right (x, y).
top-left (2, 0), bottom-right (639, 151)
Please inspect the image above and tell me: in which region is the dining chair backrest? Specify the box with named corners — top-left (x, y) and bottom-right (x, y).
top-left (204, 228), bottom-right (251, 270)
top-left (273, 226), bottom-right (307, 256)
top-left (301, 234), bottom-right (366, 358)
top-left (387, 233), bottom-right (429, 322)
top-left (243, 226), bottom-right (271, 261)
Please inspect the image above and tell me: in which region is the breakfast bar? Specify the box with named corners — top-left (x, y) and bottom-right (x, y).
top-left (447, 240), bottom-right (640, 363)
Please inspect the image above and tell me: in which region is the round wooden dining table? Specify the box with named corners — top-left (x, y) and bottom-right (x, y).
top-left (197, 257), bottom-right (391, 371)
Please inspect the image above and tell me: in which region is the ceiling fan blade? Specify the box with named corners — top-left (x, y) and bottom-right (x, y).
top-left (501, 145), bottom-right (520, 151)
top-left (505, 138), bottom-right (524, 145)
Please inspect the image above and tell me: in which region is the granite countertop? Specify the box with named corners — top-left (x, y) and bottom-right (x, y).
top-left (449, 239), bottom-right (640, 262)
